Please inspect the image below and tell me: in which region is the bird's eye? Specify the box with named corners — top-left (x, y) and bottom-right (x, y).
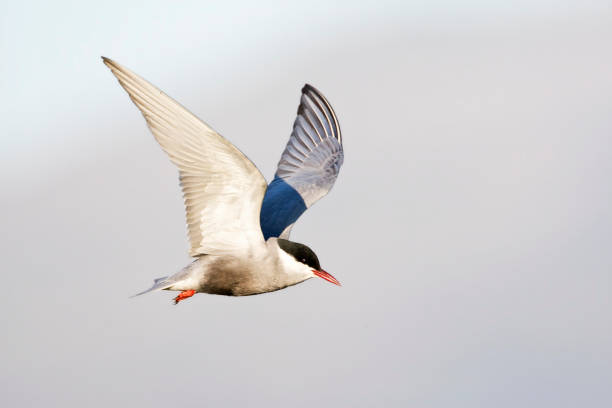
top-left (301, 258), bottom-right (306, 263)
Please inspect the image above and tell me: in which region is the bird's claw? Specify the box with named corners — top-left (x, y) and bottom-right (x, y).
top-left (173, 290), bottom-right (196, 305)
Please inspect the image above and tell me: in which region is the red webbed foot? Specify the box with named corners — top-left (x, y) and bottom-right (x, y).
top-left (173, 290), bottom-right (196, 305)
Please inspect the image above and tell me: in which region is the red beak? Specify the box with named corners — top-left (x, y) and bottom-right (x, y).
top-left (313, 269), bottom-right (341, 286)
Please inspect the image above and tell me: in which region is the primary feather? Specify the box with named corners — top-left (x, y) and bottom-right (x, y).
top-left (260, 84), bottom-right (344, 239)
top-left (102, 57), bottom-right (268, 256)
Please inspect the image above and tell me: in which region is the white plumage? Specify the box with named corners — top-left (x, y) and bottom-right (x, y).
top-left (103, 57), bottom-right (342, 302)
top-left (103, 57), bottom-right (267, 257)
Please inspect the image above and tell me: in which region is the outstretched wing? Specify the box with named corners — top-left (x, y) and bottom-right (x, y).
top-left (103, 57), bottom-right (268, 256)
top-left (260, 84), bottom-right (343, 239)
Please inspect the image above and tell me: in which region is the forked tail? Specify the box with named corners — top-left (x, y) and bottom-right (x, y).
top-left (130, 276), bottom-right (172, 298)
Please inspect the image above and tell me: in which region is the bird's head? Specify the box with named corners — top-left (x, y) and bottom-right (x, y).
top-left (277, 239), bottom-right (341, 286)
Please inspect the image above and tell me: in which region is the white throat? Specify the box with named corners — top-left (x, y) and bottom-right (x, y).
top-left (268, 238), bottom-right (315, 286)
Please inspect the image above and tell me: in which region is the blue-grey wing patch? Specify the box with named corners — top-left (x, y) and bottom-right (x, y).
top-left (260, 177), bottom-right (307, 239)
top-left (261, 84), bottom-right (344, 240)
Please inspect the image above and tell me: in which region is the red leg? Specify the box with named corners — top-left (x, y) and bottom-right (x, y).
top-left (173, 290), bottom-right (196, 305)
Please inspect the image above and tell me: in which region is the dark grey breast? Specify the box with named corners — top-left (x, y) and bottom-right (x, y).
top-left (277, 239), bottom-right (321, 270)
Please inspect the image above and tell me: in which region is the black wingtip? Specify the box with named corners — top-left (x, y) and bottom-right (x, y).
top-left (302, 84), bottom-right (332, 108)
top-left (298, 83), bottom-right (342, 144)
top-left (302, 83), bottom-right (320, 96)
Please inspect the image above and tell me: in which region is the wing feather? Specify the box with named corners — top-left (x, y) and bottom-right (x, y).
top-left (103, 57), bottom-right (267, 256)
top-left (260, 84), bottom-right (343, 239)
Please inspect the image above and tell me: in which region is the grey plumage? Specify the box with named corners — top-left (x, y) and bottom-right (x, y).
top-left (275, 84), bottom-right (344, 209)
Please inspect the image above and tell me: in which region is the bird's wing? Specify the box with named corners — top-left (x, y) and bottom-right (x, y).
top-left (260, 84), bottom-right (343, 239)
top-left (103, 57), bottom-right (267, 256)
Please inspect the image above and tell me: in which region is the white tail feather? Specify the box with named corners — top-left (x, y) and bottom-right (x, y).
top-left (130, 276), bottom-right (171, 298)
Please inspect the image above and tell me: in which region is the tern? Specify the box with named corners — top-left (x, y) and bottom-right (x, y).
top-left (102, 57), bottom-right (344, 303)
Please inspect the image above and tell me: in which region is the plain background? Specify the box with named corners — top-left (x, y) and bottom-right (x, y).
top-left (1, 1), bottom-right (611, 406)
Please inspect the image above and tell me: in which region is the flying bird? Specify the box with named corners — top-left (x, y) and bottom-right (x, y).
top-left (102, 57), bottom-right (344, 304)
